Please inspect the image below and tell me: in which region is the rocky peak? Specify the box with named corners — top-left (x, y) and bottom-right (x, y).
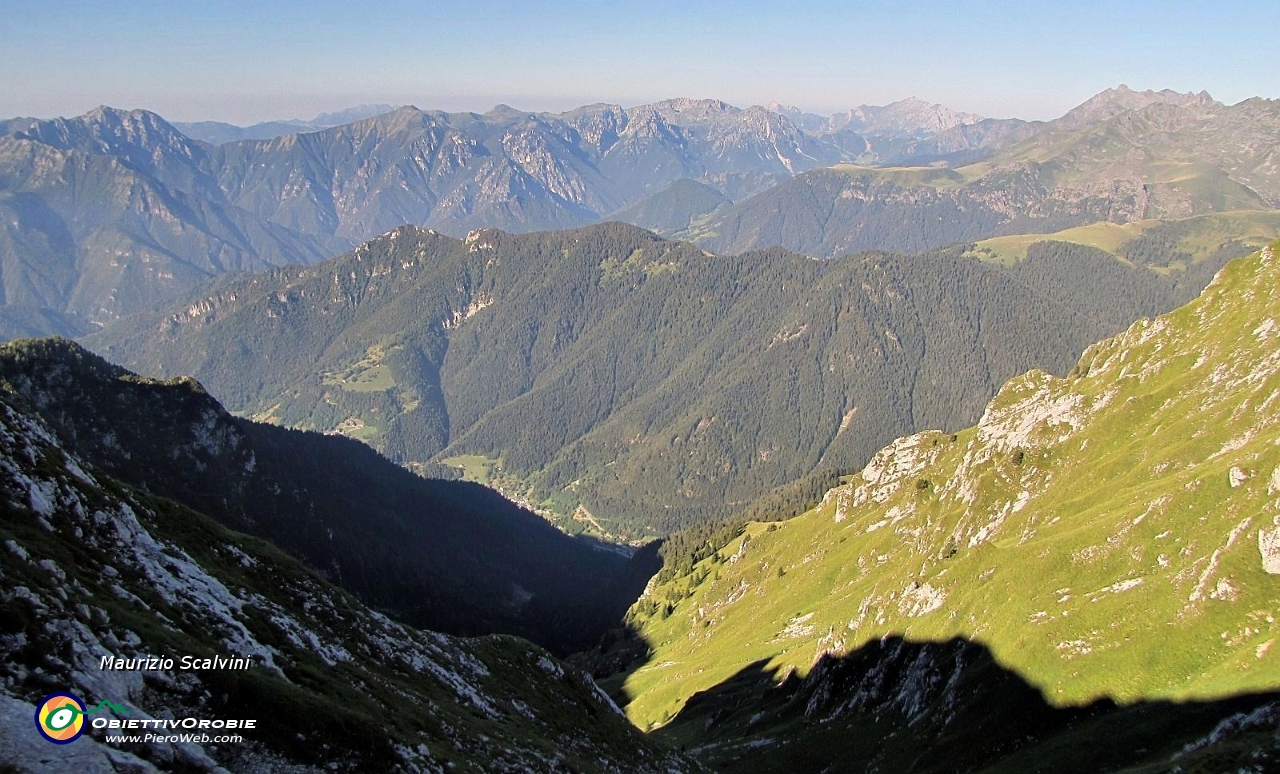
top-left (838, 96), bottom-right (984, 138)
top-left (643, 98), bottom-right (737, 124)
top-left (564, 103), bottom-right (629, 153)
top-left (1056, 84), bottom-right (1221, 130)
top-left (348, 104), bottom-right (436, 138)
top-left (765, 102), bottom-right (830, 133)
top-left (14, 105), bottom-right (203, 164)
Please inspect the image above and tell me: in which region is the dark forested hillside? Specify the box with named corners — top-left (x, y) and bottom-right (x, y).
top-left (83, 222), bottom-right (1229, 537)
top-left (0, 338), bottom-right (653, 653)
top-left (608, 178), bottom-right (731, 234)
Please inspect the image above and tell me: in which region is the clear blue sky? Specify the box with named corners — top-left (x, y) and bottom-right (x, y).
top-left (1, 0), bottom-right (1274, 123)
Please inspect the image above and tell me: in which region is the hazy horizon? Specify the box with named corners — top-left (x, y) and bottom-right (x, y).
top-left (2, 0), bottom-right (1277, 125)
top-left (0, 83), bottom-right (1259, 128)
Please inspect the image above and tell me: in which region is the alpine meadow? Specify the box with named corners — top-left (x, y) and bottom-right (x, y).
top-left (1, 3), bottom-right (1278, 770)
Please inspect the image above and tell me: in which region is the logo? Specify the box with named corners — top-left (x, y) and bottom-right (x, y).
top-left (35, 692), bottom-right (86, 744)
top-left (34, 693), bottom-right (128, 744)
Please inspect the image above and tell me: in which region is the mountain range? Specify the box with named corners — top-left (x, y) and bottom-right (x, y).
top-left (2, 85), bottom-right (1276, 340)
top-left (84, 220), bottom-right (1240, 537)
top-left (2, 82), bottom-right (1279, 770)
top-left (4, 243), bottom-right (1275, 772)
top-left (686, 88), bottom-right (1279, 257)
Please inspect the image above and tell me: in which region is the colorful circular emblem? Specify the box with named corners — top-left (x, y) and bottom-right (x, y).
top-left (35, 692), bottom-right (86, 744)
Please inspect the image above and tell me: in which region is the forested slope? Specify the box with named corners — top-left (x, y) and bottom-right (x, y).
top-left (87, 222), bottom-right (1229, 535)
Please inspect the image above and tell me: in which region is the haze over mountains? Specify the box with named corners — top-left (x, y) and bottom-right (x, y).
top-left (0, 82), bottom-right (1268, 538)
top-left (2, 76), bottom-right (1279, 770)
top-left (690, 88), bottom-right (1279, 257)
top-left (172, 103), bottom-right (397, 145)
top-left (1, 85), bottom-right (1276, 342)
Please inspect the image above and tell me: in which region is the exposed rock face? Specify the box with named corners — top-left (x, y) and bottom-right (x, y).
top-left (0, 383), bottom-right (687, 771)
top-left (1261, 524), bottom-right (1280, 574)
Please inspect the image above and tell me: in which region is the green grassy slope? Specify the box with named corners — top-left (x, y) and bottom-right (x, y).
top-left (968, 210), bottom-right (1280, 265)
top-left (614, 242), bottom-right (1280, 736)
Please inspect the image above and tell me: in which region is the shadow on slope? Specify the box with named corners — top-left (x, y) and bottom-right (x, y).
top-left (654, 636), bottom-right (1279, 773)
top-left (236, 421), bottom-right (662, 653)
top-left (0, 337), bottom-right (659, 654)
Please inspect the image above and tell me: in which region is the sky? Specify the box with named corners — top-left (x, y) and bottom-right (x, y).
top-left (1, 0), bottom-right (1275, 124)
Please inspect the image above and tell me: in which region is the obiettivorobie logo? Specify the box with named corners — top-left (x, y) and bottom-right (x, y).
top-left (34, 692), bottom-right (128, 744)
top-left (34, 690), bottom-right (257, 746)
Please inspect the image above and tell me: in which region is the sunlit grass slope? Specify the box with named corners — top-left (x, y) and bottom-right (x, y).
top-left (618, 241), bottom-right (1280, 730)
top-left (968, 210), bottom-right (1280, 265)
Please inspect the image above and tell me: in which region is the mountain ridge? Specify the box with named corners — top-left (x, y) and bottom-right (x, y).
top-left (600, 241), bottom-right (1280, 769)
top-left (0, 376), bottom-right (686, 770)
top-left (3, 86), bottom-right (1274, 339)
top-left (173, 103), bottom-right (398, 145)
top-left (0, 336), bottom-right (654, 653)
top-left (84, 221), bottom-right (1238, 536)
top-left (690, 93), bottom-right (1279, 257)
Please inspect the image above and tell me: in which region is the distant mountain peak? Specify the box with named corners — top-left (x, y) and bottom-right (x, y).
top-left (836, 97), bottom-right (983, 137)
top-left (80, 104), bottom-right (171, 127)
top-left (663, 97), bottom-right (732, 111)
top-left (1099, 83), bottom-right (1215, 102)
top-left (1057, 85), bottom-right (1220, 129)
top-left (369, 104), bottom-right (429, 126)
top-left (888, 95), bottom-right (932, 108)
top-left (310, 103), bottom-right (396, 126)
top-left (15, 104), bottom-right (200, 164)
top-left (84, 103), bottom-right (128, 118)
top-left (486, 103), bottom-right (528, 120)
top-left (765, 103), bottom-right (835, 133)
top-left (646, 98), bottom-right (737, 122)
